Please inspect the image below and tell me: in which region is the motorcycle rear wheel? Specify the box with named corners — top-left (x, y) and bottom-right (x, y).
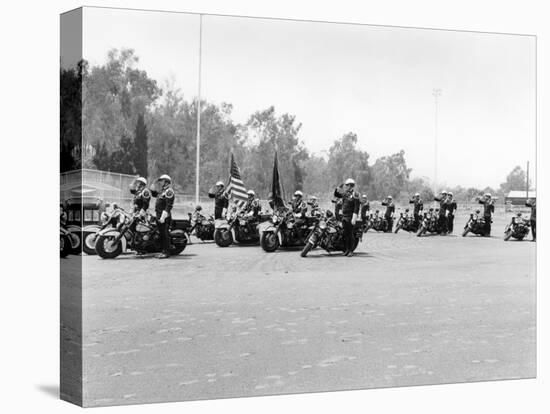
top-left (95, 235), bottom-right (123, 259)
top-left (260, 232), bottom-right (279, 252)
top-left (214, 229), bottom-right (233, 247)
top-left (60, 234), bottom-right (71, 258)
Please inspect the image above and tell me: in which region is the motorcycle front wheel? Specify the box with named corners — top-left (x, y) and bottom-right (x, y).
top-left (503, 230), bottom-right (513, 241)
top-left (300, 241), bottom-right (314, 257)
top-left (214, 228), bottom-right (233, 247)
top-left (95, 235), bottom-right (123, 259)
top-left (83, 232), bottom-right (98, 255)
top-left (260, 231), bottom-right (279, 252)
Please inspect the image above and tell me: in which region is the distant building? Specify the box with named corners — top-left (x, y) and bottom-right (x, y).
top-left (505, 190), bottom-right (536, 206)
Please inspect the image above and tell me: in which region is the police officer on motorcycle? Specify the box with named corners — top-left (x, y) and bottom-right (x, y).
top-left (307, 196), bottom-right (321, 217)
top-left (208, 181), bottom-right (229, 220)
top-left (291, 190), bottom-right (308, 219)
top-left (476, 193), bottom-right (495, 236)
top-left (381, 195), bottom-right (395, 232)
top-left (409, 193), bottom-right (423, 225)
top-left (243, 190), bottom-right (261, 218)
top-left (153, 174), bottom-right (175, 258)
top-left (131, 177), bottom-right (151, 217)
top-left (360, 194), bottom-right (370, 222)
top-left (446, 192), bottom-right (457, 234)
top-left (334, 178), bottom-right (360, 257)
top-left (525, 198), bottom-right (536, 241)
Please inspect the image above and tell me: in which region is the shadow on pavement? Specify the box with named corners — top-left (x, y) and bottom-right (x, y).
top-left (36, 384), bottom-right (59, 399)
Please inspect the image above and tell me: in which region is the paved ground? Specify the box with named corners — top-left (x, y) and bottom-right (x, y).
top-left (62, 212), bottom-right (536, 407)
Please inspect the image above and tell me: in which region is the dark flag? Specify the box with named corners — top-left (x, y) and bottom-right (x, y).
top-left (226, 153), bottom-right (248, 208)
top-left (271, 152), bottom-right (286, 209)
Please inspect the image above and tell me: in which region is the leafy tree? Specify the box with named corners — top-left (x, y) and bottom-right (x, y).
top-left (499, 166), bottom-right (531, 194)
top-left (326, 132), bottom-right (371, 191)
top-left (369, 150), bottom-right (411, 200)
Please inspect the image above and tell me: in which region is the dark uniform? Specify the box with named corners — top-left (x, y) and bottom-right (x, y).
top-left (525, 199), bottom-right (536, 241)
top-left (333, 198), bottom-right (343, 220)
top-left (291, 198), bottom-right (308, 219)
top-left (381, 199), bottom-right (395, 232)
top-left (334, 188), bottom-right (360, 254)
top-left (243, 197), bottom-right (261, 218)
top-left (133, 187), bottom-right (151, 213)
top-left (446, 198), bottom-right (457, 233)
top-left (209, 187), bottom-right (229, 220)
top-left (478, 198), bottom-right (495, 236)
top-left (434, 195), bottom-right (448, 233)
top-left (154, 186), bottom-right (175, 254)
top-left (409, 198), bottom-right (424, 224)
top-left (360, 200), bottom-right (370, 222)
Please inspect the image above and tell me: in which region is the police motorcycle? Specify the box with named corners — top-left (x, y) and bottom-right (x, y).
top-left (214, 206), bottom-right (266, 247)
top-left (188, 206), bottom-right (215, 242)
top-left (300, 210), bottom-right (362, 257)
top-left (416, 208), bottom-right (441, 237)
top-left (260, 208), bottom-right (319, 252)
top-left (94, 208), bottom-right (188, 259)
top-left (370, 210), bottom-right (389, 232)
top-left (462, 209), bottom-right (489, 237)
top-left (503, 212), bottom-right (530, 241)
top-left (394, 208), bottom-right (418, 233)
top-left (60, 206), bottom-right (80, 257)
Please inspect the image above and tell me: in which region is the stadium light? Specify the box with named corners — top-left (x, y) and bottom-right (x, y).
top-left (432, 88), bottom-right (442, 200)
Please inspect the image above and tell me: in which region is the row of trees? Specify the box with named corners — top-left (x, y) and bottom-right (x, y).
top-left (60, 48), bottom-right (532, 203)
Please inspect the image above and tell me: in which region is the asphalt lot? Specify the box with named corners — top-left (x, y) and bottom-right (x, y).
top-left (62, 212), bottom-right (536, 407)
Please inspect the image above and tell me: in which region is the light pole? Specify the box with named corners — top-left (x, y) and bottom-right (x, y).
top-left (195, 15), bottom-right (203, 206)
top-left (432, 88), bottom-right (442, 198)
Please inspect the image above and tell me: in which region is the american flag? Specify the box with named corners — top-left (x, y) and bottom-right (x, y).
top-left (226, 153), bottom-right (248, 208)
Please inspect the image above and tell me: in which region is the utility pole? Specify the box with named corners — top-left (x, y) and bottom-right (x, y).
top-left (526, 161), bottom-right (529, 199)
top-left (432, 88), bottom-right (442, 200)
top-left (195, 15), bottom-right (203, 206)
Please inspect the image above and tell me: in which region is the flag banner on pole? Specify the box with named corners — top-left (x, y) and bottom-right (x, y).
top-left (226, 153), bottom-right (248, 208)
top-left (272, 152), bottom-right (286, 210)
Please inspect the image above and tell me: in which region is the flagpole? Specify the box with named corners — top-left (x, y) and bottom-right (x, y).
top-left (195, 14), bottom-right (203, 206)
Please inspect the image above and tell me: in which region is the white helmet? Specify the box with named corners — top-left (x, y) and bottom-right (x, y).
top-left (345, 178), bottom-right (355, 185)
top-left (414, 193), bottom-right (420, 197)
top-left (310, 196), bottom-right (317, 200)
top-left (485, 193), bottom-right (492, 198)
top-left (136, 177), bottom-right (147, 185)
top-left (247, 190), bottom-right (255, 196)
top-left (441, 190), bottom-right (448, 195)
top-left (215, 181), bottom-right (224, 187)
top-left (294, 190), bottom-right (303, 197)
top-left (158, 174), bottom-right (172, 183)
top-left (448, 192), bottom-right (453, 196)
top-left (361, 194), bottom-right (368, 198)
top-left (387, 195), bottom-right (393, 200)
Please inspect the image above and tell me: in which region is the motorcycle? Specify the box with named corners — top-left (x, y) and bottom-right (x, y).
top-left (394, 209), bottom-right (418, 233)
top-left (370, 212), bottom-right (389, 232)
top-left (95, 210), bottom-right (188, 259)
top-left (82, 204), bottom-right (123, 255)
top-left (462, 212), bottom-right (488, 237)
top-left (504, 214), bottom-right (530, 241)
top-left (416, 209), bottom-right (442, 237)
top-left (301, 210), bottom-right (362, 257)
top-left (60, 226), bottom-right (73, 258)
top-left (214, 210), bottom-right (265, 247)
top-left (189, 212), bottom-right (215, 242)
top-left (260, 210), bottom-right (317, 252)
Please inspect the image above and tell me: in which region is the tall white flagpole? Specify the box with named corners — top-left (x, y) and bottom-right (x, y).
top-left (195, 15), bottom-right (203, 206)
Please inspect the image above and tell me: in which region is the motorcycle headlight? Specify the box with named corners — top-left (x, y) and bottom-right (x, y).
top-left (319, 220), bottom-right (327, 230)
top-left (272, 215), bottom-right (279, 223)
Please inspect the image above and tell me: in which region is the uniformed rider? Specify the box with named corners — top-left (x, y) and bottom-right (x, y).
top-left (153, 174), bottom-right (175, 258)
top-left (409, 193), bottom-right (423, 225)
top-left (476, 193), bottom-right (495, 236)
top-left (381, 195), bottom-right (396, 232)
top-left (434, 191), bottom-right (449, 234)
top-left (208, 181), bottom-right (229, 220)
top-left (291, 190), bottom-right (308, 219)
top-left (445, 192), bottom-right (457, 234)
top-left (243, 190), bottom-right (261, 218)
top-left (525, 198), bottom-right (536, 241)
top-left (333, 178), bottom-right (360, 257)
top-left (131, 176), bottom-right (151, 217)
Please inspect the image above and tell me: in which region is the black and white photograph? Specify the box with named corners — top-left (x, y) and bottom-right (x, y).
top-left (58, 4), bottom-right (537, 409)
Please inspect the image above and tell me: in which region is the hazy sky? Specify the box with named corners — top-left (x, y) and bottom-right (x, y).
top-left (83, 7), bottom-right (536, 189)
